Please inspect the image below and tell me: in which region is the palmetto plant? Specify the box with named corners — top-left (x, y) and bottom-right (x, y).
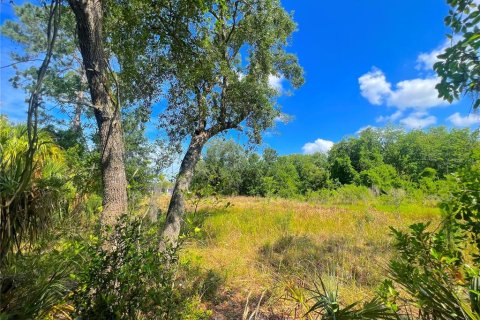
top-left (294, 276), bottom-right (397, 320)
top-left (0, 116), bottom-right (69, 262)
top-left (379, 222), bottom-right (480, 320)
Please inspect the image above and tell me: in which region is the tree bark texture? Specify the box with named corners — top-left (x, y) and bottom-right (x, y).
top-left (68, 0), bottom-right (128, 228)
top-left (161, 132), bottom-right (209, 248)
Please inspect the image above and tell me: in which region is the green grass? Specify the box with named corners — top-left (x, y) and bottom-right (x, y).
top-left (179, 196), bottom-right (440, 312)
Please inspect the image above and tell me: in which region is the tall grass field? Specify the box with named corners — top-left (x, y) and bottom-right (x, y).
top-left (153, 195), bottom-right (441, 318)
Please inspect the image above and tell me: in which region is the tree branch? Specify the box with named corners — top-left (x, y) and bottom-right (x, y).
top-left (1, 58), bottom-right (44, 69)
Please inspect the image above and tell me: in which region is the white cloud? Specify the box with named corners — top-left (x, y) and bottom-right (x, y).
top-left (376, 110), bottom-right (403, 123)
top-left (359, 68), bottom-right (446, 110)
top-left (268, 74), bottom-right (284, 93)
top-left (416, 38), bottom-right (460, 70)
top-left (447, 112), bottom-right (480, 127)
top-left (416, 50), bottom-right (442, 71)
top-left (416, 46), bottom-right (445, 70)
top-left (302, 138), bottom-right (334, 154)
top-left (399, 112), bottom-right (437, 129)
top-left (360, 40), bottom-right (480, 131)
top-left (387, 77), bottom-right (447, 109)
top-left (358, 68), bottom-right (392, 105)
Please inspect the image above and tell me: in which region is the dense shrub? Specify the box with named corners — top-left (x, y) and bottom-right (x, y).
top-left (359, 164), bottom-right (403, 192)
top-left (73, 216), bottom-right (211, 319)
top-left (330, 157), bottom-right (359, 185)
top-left (0, 241), bottom-right (80, 319)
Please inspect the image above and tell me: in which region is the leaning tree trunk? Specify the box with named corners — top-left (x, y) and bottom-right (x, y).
top-left (161, 132), bottom-right (209, 248)
top-left (68, 0), bottom-right (128, 229)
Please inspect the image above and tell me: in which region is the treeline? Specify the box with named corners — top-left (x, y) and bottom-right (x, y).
top-left (192, 126), bottom-right (480, 198)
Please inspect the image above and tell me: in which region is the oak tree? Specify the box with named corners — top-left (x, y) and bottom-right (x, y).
top-left (158, 0), bottom-right (304, 246)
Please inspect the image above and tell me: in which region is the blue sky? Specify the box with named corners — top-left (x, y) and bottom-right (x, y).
top-left (1, 0), bottom-right (479, 156)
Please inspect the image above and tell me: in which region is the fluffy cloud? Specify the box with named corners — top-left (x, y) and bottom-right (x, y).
top-left (268, 74), bottom-right (284, 93)
top-left (399, 112), bottom-right (437, 129)
top-left (387, 77), bottom-right (447, 109)
top-left (359, 68), bottom-right (446, 110)
top-left (302, 138), bottom-right (334, 154)
top-left (358, 68), bottom-right (391, 105)
top-left (416, 46), bottom-right (445, 70)
top-left (416, 38), bottom-right (461, 70)
top-left (359, 39), bottom-right (463, 130)
top-left (447, 112), bottom-right (480, 127)
top-left (416, 49), bottom-right (443, 70)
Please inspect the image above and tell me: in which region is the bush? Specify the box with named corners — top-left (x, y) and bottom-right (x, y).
top-left (0, 243), bottom-right (80, 319)
top-left (359, 164), bottom-right (402, 193)
top-left (306, 185), bottom-right (373, 205)
top-left (330, 157), bottom-right (359, 185)
top-left (377, 222), bottom-right (480, 319)
top-left (73, 216), bottom-right (211, 319)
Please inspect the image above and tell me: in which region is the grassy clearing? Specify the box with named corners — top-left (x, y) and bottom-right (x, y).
top-left (170, 196), bottom-right (440, 315)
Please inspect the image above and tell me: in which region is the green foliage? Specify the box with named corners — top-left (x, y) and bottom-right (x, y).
top-left (359, 164), bottom-right (402, 193)
top-left (372, 159), bottom-right (480, 319)
top-left (0, 117), bottom-right (74, 261)
top-left (73, 216), bottom-right (211, 319)
top-left (296, 156), bottom-right (480, 319)
top-left (240, 153), bottom-right (265, 196)
top-left (122, 108), bottom-right (157, 201)
top-left (154, 0), bottom-right (304, 145)
top-left (267, 157), bottom-right (301, 198)
top-left (441, 159), bottom-right (480, 259)
top-left (1, 2), bottom-right (88, 128)
top-left (291, 153), bottom-right (330, 193)
top-left (0, 241), bottom-right (80, 319)
top-left (288, 276), bottom-right (396, 320)
top-left (333, 185), bottom-right (373, 205)
top-left (435, 0), bottom-right (480, 110)
top-left (1, 2), bottom-right (159, 208)
top-left (330, 157), bottom-right (359, 185)
top-left (192, 127), bottom-right (479, 202)
top-left (192, 139), bottom-right (247, 195)
top-left (378, 221), bottom-right (480, 319)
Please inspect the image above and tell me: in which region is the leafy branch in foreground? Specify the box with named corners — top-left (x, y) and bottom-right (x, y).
top-left (435, 0), bottom-right (480, 110)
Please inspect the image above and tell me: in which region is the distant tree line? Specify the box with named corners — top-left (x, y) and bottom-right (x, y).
top-left (192, 126), bottom-right (480, 198)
